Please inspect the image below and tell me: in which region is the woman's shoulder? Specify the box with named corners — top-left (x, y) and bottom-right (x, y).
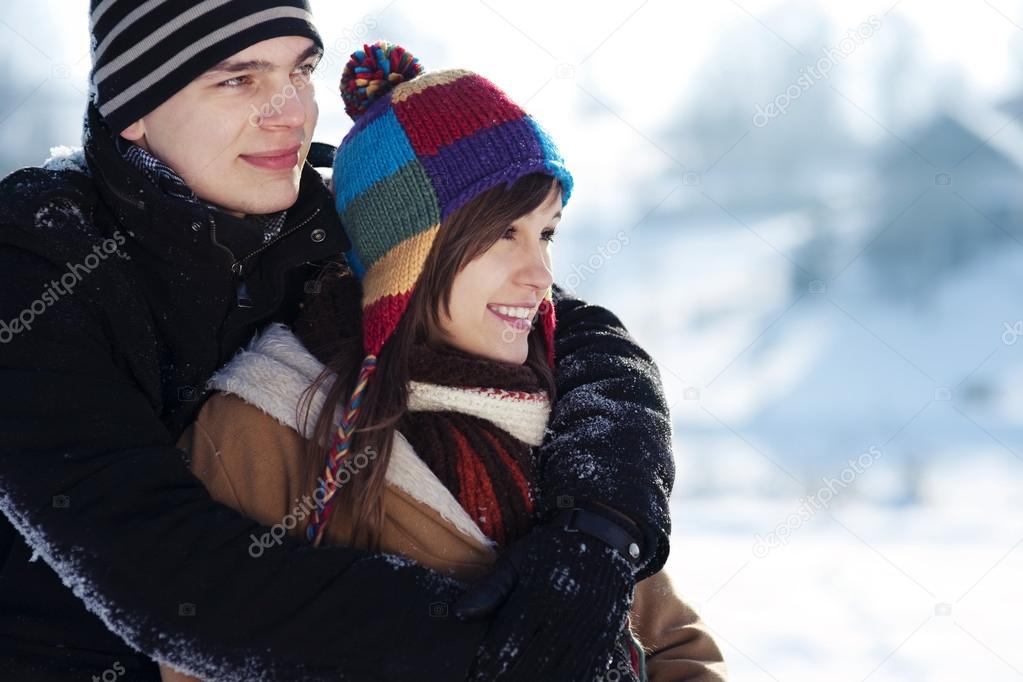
top-left (180, 391), bottom-right (311, 524)
top-left (205, 322), bottom-right (334, 435)
top-left (182, 392), bottom-right (307, 469)
top-left (192, 391), bottom-right (295, 436)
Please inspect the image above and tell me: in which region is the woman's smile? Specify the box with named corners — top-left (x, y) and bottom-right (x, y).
top-left (487, 303), bottom-right (537, 332)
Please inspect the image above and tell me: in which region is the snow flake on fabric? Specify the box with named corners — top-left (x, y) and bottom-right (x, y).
top-left (42, 145), bottom-right (90, 175)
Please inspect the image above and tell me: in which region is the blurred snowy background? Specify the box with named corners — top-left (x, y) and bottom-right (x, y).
top-left (2, 1), bottom-right (1022, 679)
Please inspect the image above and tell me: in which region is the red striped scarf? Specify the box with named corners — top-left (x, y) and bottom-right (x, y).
top-left (398, 344), bottom-right (551, 548)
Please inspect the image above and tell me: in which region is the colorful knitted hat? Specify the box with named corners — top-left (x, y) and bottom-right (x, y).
top-left (307, 42), bottom-right (573, 546)
top-left (333, 42), bottom-right (572, 362)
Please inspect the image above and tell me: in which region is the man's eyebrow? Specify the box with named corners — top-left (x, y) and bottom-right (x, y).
top-left (203, 45), bottom-right (323, 77)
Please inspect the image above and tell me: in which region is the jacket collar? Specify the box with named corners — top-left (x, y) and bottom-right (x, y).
top-left (81, 101), bottom-right (348, 269)
top-left (207, 323), bottom-right (496, 548)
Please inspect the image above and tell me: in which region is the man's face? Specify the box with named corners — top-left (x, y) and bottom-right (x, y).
top-left (120, 36), bottom-right (321, 217)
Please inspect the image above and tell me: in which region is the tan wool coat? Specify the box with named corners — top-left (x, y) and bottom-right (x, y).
top-left (159, 325), bottom-right (727, 682)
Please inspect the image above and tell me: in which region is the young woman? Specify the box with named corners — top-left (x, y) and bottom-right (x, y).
top-left (161, 43), bottom-right (727, 682)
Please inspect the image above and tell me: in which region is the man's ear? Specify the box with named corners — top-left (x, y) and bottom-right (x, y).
top-left (120, 119), bottom-right (145, 142)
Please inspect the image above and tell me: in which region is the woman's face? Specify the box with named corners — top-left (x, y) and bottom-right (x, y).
top-left (433, 184), bottom-right (562, 365)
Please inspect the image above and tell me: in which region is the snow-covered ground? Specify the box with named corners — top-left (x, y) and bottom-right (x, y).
top-left (564, 211), bottom-right (1023, 680)
top-left (668, 476), bottom-right (1023, 681)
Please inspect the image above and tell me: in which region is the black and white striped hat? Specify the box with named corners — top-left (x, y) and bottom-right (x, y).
top-left (89, 0), bottom-right (323, 133)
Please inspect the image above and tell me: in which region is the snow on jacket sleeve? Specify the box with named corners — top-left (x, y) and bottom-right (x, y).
top-left (540, 285), bottom-right (676, 580)
top-left (0, 245), bottom-right (487, 682)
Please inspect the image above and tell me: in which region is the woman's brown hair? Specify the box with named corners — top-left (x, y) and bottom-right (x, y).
top-left (297, 172), bottom-right (561, 550)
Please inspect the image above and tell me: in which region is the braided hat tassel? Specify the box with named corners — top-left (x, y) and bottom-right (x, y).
top-left (306, 355), bottom-right (378, 546)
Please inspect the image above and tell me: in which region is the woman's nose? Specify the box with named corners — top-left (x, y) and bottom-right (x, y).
top-left (518, 247), bottom-right (554, 292)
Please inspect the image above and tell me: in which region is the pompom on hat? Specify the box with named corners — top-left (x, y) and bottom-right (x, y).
top-left (307, 42), bottom-right (572, 546)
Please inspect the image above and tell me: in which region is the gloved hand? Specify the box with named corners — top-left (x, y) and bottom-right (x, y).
top-left (454, 516), bottom-right (638, 681)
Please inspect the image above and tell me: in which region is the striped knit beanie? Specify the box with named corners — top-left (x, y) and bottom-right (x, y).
top-left (306, 42), bottom-right (573, 546)
top-left (89, 0), bottom-right (323, 133)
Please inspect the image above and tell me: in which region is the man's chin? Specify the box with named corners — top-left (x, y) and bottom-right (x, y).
top-left (202, 187), bottom-right (300, 218)
top-left (247, 195), bottom-right (299, 215)
top-left (252, 176), bottom-right (303, 213)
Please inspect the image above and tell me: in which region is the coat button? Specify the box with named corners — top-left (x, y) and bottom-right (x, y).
top-left (310, 228), bottom-right (326, 243)
top-left (190, 221), bottom-right (202, 232)
top-left (628, 543), bottom-right (640, 560)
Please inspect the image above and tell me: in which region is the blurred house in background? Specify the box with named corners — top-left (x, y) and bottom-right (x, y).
top-left (868, 99), bottom-right (1023, 296)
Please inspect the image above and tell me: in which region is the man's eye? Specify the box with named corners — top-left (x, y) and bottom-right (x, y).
top-left (218, 75), bottom-right (252, 88)
top-left (296, 62), bottom-right (317, 77)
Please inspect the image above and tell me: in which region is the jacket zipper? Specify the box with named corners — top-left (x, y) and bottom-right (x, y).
top-left (230, 207), bottom-right (322, 274)
top-left (209, 208), bottom-right (323, 309)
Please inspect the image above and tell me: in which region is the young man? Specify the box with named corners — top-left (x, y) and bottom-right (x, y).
top-left (0, 2), bottom-right (679, 680)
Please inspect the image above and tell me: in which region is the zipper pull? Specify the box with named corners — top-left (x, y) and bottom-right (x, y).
top-left (232, 262), bottom-right (253, 308)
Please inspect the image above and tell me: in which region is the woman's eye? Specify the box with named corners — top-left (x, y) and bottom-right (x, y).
top-left (541, 229), bottom-right (557, 243)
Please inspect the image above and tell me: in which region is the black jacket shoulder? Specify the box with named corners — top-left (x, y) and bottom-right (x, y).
top-left (0, 161), bottom-right (110, 266)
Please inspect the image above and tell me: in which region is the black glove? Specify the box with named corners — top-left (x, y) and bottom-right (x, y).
top-left (454, 508), bottom-right (640, 681)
